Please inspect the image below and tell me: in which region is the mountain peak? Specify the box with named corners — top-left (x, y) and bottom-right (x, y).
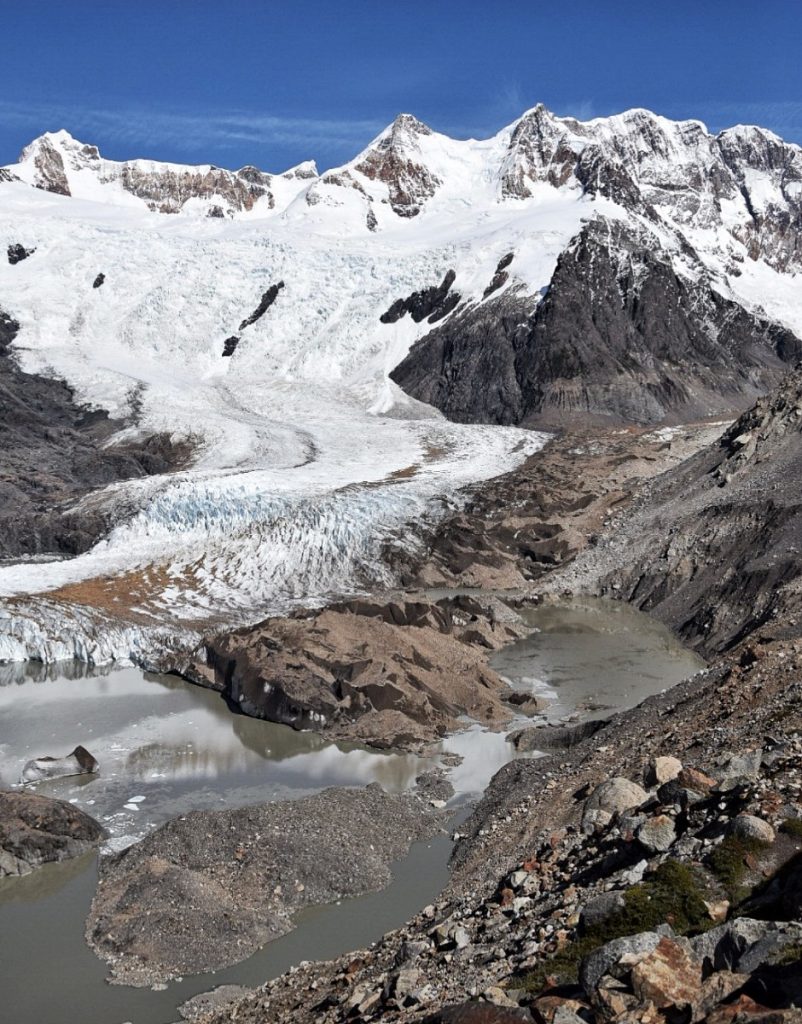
top-left (281, 159), bottom-right (318, 180)
top-left (388, 113), bottom-right (433, 138)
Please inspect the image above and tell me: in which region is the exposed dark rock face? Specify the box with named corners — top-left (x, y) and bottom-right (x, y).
top-left (380, 270), bottom-right (460, 326)
top-left (391, 219), bottom-right (802, 427)
top-left (221, 335), bottom-right (240, 357)
top-left (29, 135), bottom-right (71, 195)
top-left (92, 272), bottom-right (105, 288)
top-left (483, 253), bottom-right (514, 298)
top-left (86, 785), bottom-right (442, 985)
top-left (7, 242), bottom-right (35, 264)
top-left (238, 281), bottom-right (284, 330)
top-left (0, 790), bottom-right (105, 877)
top-left (718, 127), bottom-right (802, 271)
top-left (0, 308), bottom-right (20, 353)
top-left (390, 291), bottom-right (527, 424)
top-left (0, 311), bottom-right (192, 557)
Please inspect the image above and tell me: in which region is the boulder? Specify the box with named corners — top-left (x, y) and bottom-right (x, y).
top-left (582, 777), bottom-right (648, 832)
top-left (630, 936), bottom-right (702, 1009)
top-left (0, 790), bottom-right (105, 876)
top-left (637, 814), bottom-right (677, 853)
top-left (729, 815), bottom-right (775, 845)
top-left (677, 766), bottom-right (717, 792)
top-left (656, 778), bottom-right (706, 808)
top-left (21, 745), bottom-right (99, 784)
top-left (646, 756), bottom-right (683, 787)
top-left (579, 930), bottom-right (662, 996)
top-left (579, 890), bottom-right (626, 932)
top-left (690, 971), bottom-right (748, 1022)
top-left (691, 918), bottom-right (802, 974)
top-left (713, 750), bottom-right (763, 791)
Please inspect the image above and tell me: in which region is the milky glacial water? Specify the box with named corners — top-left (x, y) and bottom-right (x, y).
top-left (0, 597), bottom-right (704, 1024)
top-left (491, 596), bottom-right (705, 722)
top-left (0, 664), bottom-right (427, 850)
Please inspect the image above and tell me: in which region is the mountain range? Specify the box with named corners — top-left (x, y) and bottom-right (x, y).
top-left (2, 104), bottom-right (802, 659)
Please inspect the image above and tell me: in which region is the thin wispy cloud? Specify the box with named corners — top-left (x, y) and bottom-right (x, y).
top-left (0, 99), bottom-right (385, 166)
top-left (668, 100), bottom-right (802, 142)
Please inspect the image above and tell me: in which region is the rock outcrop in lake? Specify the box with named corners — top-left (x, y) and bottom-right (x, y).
top-left (170, 594), bottom-right (527, 749)
top-left (0, 790), bottom-right (105, 877)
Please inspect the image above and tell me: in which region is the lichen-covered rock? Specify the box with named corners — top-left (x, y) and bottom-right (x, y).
top-left (579, 931), bottom-right (663, 996)
top-left (646, 756), bottom-right (683, 786)
top-left (637, 814), bottom-right (677, 853)
top-left (630, 936), bottom-right (702, 1009)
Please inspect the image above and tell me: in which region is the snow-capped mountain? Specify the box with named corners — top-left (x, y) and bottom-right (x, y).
top-left (1, 104), bottom-right (801, 662)
top-left (10, 128), bottom-right (318, 215)
top-left (8, 106), bottom-right (802, 270)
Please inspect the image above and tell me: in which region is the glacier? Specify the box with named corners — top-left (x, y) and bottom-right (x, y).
top-left (3, 104), bottom-right (802, 663)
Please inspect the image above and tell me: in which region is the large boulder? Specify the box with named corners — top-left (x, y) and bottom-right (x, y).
top-left (637, 814), bottom-right (677, 853)
top-left (629, 936), bottom-right (702, 1010)
top-left (579, 930), bottom-right (663, 996)
top-left (691, 919), bottom-right (802, 974)
top-left (582, 777), bottom-right (649, 832)
top-left (729, 814), bottom-right (776, 845)
top-left (645, 755), bottom-right (683, 787)
top-left (0, 790), bottom-right (105, 876)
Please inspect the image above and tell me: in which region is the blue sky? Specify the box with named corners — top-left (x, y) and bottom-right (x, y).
top-left (2, 0), bottom-right (801, 171)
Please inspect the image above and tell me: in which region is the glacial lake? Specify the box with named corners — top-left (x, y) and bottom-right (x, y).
top-left (0, 596), bottom-right (704, 1024)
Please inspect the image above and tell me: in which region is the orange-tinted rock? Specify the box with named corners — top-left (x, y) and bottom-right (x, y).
top-left (630, 937), bottom-right (702, 1010)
